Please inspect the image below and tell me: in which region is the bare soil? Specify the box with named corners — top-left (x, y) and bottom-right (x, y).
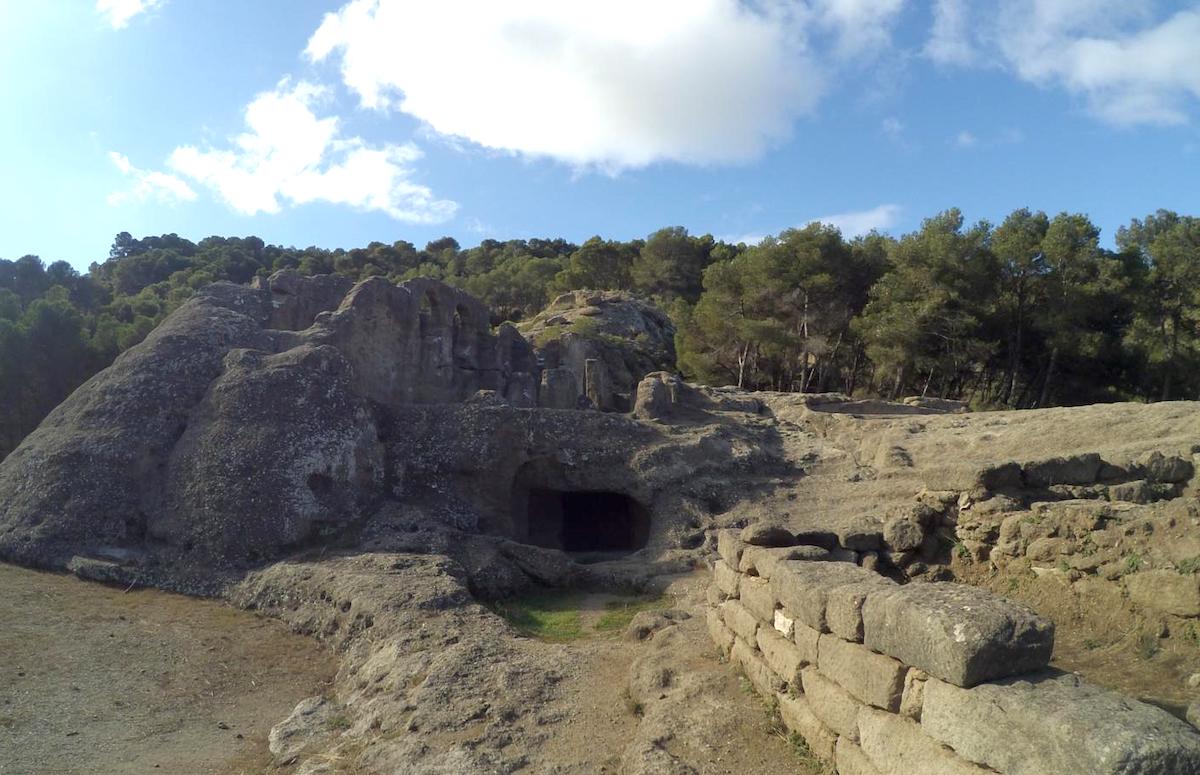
top-left (0, 564), bottom-right (335, 775)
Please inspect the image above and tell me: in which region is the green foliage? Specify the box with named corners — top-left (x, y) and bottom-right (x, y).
top-left (491, 591), bottom-right (586, 642)
top-left (593, 593), bottom-right (672, 633)
top-left (3, 206), bottom-right (1200, 461)
top-left (1176, 557), bottom-right (1200, 575)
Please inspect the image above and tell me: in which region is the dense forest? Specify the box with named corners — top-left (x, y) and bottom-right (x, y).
top-left (2, 208), bottom-right (1198, 460)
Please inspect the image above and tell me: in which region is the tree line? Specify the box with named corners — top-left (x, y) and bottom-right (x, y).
top-left (1, 208), bottom-right (1197, 460)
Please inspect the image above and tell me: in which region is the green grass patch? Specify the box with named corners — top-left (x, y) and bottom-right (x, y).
top-left (594, 593), bottom-right (672, 634)
top-left (492, 591), bottom-right (586, 642)
top-left (1176, 556), bottom-right (1200, 575)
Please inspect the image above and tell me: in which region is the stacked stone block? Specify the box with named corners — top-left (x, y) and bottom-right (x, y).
top-left (707, 526), bottom-right (1200, 774)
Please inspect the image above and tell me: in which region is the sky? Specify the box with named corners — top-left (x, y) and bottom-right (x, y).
top-left (0, 1), bottom-right (1198, 271)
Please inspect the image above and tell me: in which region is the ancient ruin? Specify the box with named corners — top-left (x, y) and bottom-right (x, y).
top-left (3, 273), bottom-right (1200, 773)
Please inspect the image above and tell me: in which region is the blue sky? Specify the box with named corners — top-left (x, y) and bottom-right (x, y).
top-left (1, 1), bottom-right (1197, 271)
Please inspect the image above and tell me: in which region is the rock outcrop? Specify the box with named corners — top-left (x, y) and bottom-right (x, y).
top-left (521, 290), bottom-right (676, 412)
top-left (0, 274), bottom-right (783, 589)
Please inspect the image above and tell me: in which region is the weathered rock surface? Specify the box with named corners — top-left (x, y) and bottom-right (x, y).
top-left (521, 290), bottom-right (676, 412)
top-left (862, 582), bottom-right (1054, 687)
top-left (921, 672), bottom-right (1200, 775)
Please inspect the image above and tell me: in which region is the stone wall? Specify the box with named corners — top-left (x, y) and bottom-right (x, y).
top-left (706, 527), bottom-right (1200, 774)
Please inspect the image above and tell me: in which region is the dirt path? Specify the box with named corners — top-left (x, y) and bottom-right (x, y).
top-left (521, 575), bottom-right (825, 774)
top-left (0, 564), bottom-right (335, 775)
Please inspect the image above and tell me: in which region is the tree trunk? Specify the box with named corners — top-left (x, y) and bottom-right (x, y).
top-left (921, 365), bottom-right (935, 398)
top-left (1037, 347), bottom-right (1058, 408)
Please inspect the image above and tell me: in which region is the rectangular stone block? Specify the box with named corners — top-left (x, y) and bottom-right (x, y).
top-left (818, 634), bottom-right (907, 712)
top-left (739, 576), bottom-right (775, 622)
top-left (826, 578), bottom-right (894, 642)
top-left (861, 582), bottom-right (1054, 687)
top-left (731, 637), bottom-right (784, 696)
top-left (793, 618), bottom-right (820, 664)
top-left (717, 529), bottom-right (744, 566)
top-left (836, 736), bottom-right (883, 775)
top-left (858, 706), bottom-right (992, 775)
top-left (705, 582), bottom-right (727, 607)
top-left (801, 667), bottom-right (862, 741)
top-left (756, 626), bottom-right (806, 688)
top-left (719, 599), bottom-right (758, 643)
top-left (706, 608), bottom-right (735, 655)
top-left (777, 692), bottom-right (836, 762)
top-left (771, 560), bottom-right (879, 632)
top-left (739, 544), bottom-right (831, 577)
top-left (921, 672), bottom-right (1200, 775)
top-left (713, 559), bottom-right (741, 598)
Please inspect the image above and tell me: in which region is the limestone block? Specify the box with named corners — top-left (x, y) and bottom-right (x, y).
top-left (836, 736), bottom-right (883, 775)
top-left (802, 667), bottom-right (863, 741)
top-left (1126, 570), bottom-right (1200, 617)
top-left (739, 544), bottom-right (830, 577)
top-left (719, 600), bottom-right (758, 643)
top-left (732, 637), bottom-right (784, 696)
top-left (792, 619), bottom-right (821, 665)
top-left (741, 521), bottom-right (796, 547)
top-left (862, 582), bottom-right (1054, 687)
top-left (739, 576), bottom-right (776, 622)
top-left (826, 577), bottom-right (895, 643)
top-left (883, 517), bottom-right (925, 552)
top-left (771, 560), bottom-right (881, 633)
top-left (757, 626), bottom-right (807, 687)
top-left (716, 529), bottom-right (744, 567)
top-left (858, 707), bottom-right (992, 775)
top-left (837, 517), bottom-right (884, 551)
top-left (777, 693), bottom-right (836, 762)
top-left (706, 608), bottom-right (735, 655)
top-left (713, 559), bottom-right (741, 598)
top-left (921, 672), bottom-right (1200, 775)
top-left (899, 668), bottom-right (928, 721)
top-left (818, 634), bottom-right (907, 712)
top-left (705, 582), bottom-right (727, 607)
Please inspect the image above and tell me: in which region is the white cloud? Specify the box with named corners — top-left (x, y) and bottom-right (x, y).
top-left (925, 0), bottom-right (973, 65)
top-left (811, 204), bottom-right (902, 237)
top-left (926, 1), bottom-right (1200, 125)
top-left (306, 0), bottom-right (909, 170)
top-left (955, 130), bottom-right (977, 147)
top-left (881, 116), bottom-right (904, 137)
top-left (96, 0), bottom-right (162, 30)
top-left (166, 79), bottom-right (456, 223)
top-left (106, 151), bottom-right (195, 206)
top-left (814, 0), bottom-right (906, 58)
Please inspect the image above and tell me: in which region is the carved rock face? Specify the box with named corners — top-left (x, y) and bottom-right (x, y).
top-left (0, 274), bottom-right (541, 572)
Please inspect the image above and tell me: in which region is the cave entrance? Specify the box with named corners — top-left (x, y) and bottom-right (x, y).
top-left (522, 489), bottom-right (650, 557)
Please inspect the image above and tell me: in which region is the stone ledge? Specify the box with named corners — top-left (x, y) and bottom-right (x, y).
top-left (921, 672), bottom-right (1200, 775)
top-left (862, 582), bottom-right (1053, 687)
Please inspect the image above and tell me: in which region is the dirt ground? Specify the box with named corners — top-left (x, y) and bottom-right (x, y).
top-left (0, 564), bottom-right (335, 775)
top-left (528, 578), bottom-right (826, 774)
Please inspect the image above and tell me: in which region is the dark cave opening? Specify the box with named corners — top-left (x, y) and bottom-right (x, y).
top-left (522, 488), bottom-right (650, 555)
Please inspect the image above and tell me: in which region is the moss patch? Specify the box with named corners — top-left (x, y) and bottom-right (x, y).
top-left (594, 594), bottom-right (673, 634)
